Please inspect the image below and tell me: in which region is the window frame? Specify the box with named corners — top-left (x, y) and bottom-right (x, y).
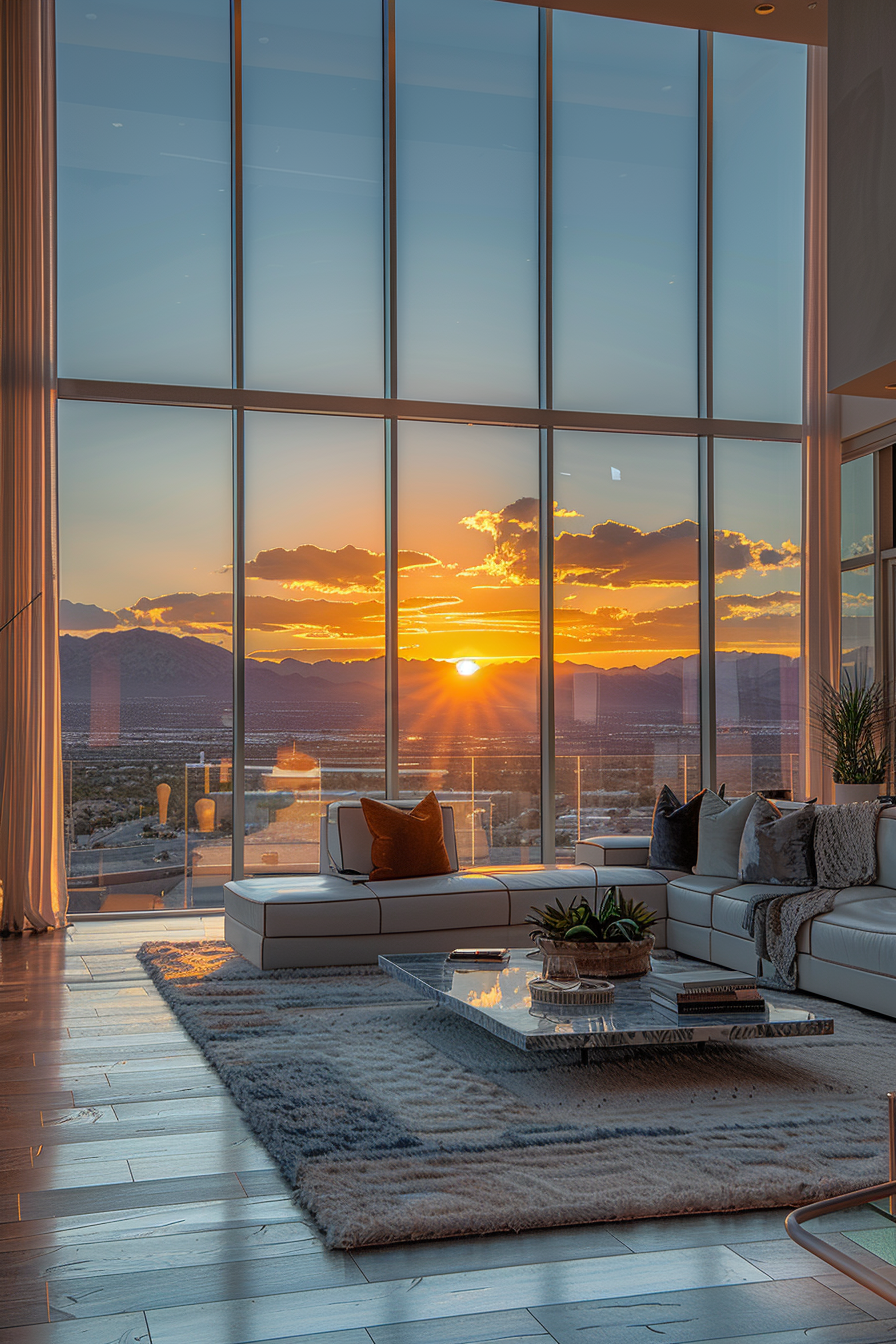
top-left (56, 3), bottom-right (807, 881)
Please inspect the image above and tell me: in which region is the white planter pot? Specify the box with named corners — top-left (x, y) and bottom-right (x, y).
top-left (834, 783), bottom-right (884, 804)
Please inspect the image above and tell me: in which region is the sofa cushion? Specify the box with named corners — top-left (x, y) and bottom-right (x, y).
top-left (738, 797), bottom-right (816, 885)
top-left (371, 872), bottom-right (509, 935)
top-left (648, 786), bottom-right (705, 871)
top-left (575, 836), bottom-right (651, 867)
top-left (666, 874), bottom-right (740, 926)
top-left (583, 865), bottom-right (672, 899)
top-left (669, 874), bottom-right (741, 895)
top-left (875, 812), bottom-right (896, 887)
top-left (224, 874), bottom-right (380, 939)
top-left (481, 864), bottom-right (597, 891)
top-left (694, 791), bottom-right (760, 878)
top-left (479, 864), bottom-right (597, 925)
top-left (711, 882), bottom-right (888, 944)
top-left (711, 885), bottom-right (813, 953)
top-left (809, 897), bottom-right (896, 977)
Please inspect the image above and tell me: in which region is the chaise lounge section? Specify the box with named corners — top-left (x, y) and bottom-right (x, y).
top-left (224, 799), bottom-right (660, 969)
top-left (575, 807), bottom-right (896, 1018)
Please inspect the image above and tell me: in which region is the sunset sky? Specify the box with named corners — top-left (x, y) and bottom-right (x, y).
top-left (56, 403), bottom-right (821, 669)
top-left (53, 0), bottom-right (816, 676)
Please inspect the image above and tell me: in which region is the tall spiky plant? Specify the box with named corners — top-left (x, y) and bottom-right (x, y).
top-left (817, 670), bottom-right (892, 785)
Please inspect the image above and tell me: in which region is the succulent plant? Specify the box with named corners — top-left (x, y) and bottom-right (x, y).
top-left (525, 887), bottom-right (657, 944)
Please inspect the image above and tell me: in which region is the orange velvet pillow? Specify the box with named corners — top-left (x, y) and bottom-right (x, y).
top-left (360, 791), bottom-right (452, 882)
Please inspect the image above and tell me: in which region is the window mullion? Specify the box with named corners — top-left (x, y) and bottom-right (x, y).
top-left (698, 31), bottom-right (716, 796)
top-left (230, 0), bottom-right (245, 879)
top-left (383, 0), bottom-right (399, 799)
top-left (538, 7), bottom-right (554, 862)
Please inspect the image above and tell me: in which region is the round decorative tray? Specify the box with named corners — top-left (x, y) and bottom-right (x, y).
top-left (529, 977), bottom-right (615, 1007)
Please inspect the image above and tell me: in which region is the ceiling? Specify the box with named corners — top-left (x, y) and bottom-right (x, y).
top-left (501, 0), bottom-right (827, 45)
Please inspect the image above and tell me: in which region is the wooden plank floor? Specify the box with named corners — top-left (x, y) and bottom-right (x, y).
top-left (1, 920), bottom-right (895, 1344)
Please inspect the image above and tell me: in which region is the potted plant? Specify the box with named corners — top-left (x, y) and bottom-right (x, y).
top-left (817, 670), bottom-right (892, 803)
top-left (525, 887), bottom-right (657, 978)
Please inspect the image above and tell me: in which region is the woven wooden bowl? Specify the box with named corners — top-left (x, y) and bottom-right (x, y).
top-left (535, 934), bottom-right (655, 979)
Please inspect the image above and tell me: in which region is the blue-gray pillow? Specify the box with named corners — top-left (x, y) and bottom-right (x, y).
top-left (738, 798), bottom-right (817, 886)
top-left (648, 785), bottom-right (706, 871)
top-left (694, 790), bottom-right (761, 878)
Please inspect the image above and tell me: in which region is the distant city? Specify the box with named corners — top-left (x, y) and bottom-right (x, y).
top-left (60, 628), bottom-right (799, 913)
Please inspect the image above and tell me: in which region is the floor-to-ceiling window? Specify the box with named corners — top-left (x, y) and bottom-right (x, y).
top-left (840, 452), bottom-right (877, 684)
top-left (56, 0), bottom-right (807, 910)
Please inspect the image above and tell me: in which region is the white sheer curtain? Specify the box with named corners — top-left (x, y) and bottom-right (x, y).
top-left (801, 45), bottom-right (841, 805)
top-left (0, 0), bottom-right (67, 933)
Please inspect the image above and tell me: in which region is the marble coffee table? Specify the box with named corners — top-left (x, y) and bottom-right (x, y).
top-left (378, 949), bottom-right (834, 1056)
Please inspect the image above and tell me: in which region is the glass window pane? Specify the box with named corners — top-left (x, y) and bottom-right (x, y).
top-left (58, 401), bottom-right (233, 913)
top-left (714, 439), bottom-right (802, 799)
top-left (712, 35), bottom-right (806, 424)
top-left (242, 0), bottom-right (384, 395)
top-left (841, 455), bottom-right (875, 561)
top-left (553, 14), bottom-right (699, 416)
top-left (553, 433), bottom-right (699, 854)
top-left (841, 565), bottom-right (875, 683)
top-left (56, 0), bottom-right (232, 385)
top-left (398, 422), bottom-right (540, 863)
top-left (244, 414), bottom-right (385, 873)
top-left (396, 0), bottom-right (538, 404)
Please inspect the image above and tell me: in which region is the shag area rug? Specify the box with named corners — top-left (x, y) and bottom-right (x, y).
top-left (137, 940), bottom-right (893, 1249)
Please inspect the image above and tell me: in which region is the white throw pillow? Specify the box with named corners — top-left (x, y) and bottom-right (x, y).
top-left (693, 791), bottom-right (761, 878)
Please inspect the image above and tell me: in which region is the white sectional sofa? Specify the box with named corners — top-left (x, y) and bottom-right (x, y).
top-left (575, 807), bottom-right (896, 1018)
top-left (224, 800), bottom-right (613, 969)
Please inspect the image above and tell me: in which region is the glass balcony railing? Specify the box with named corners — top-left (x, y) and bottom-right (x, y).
top-left (63, 750), bottom-right (801, 913)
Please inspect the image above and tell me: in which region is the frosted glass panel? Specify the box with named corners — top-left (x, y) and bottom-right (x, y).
top-left (553, 13), bottom-right (698, 415)
top-left (553, 432), bottom-right (700, 856)
top-left (842, 566), bottom-right (875, 684)
top-left (713, 35), bottom-right (806, 423)
top-left (57, 400), bottom-right (233, 911)
top-left (714, 439), bottom-right (802, 799)
top-left (244, 413), bottom-right (385, 873)
top-left (398, 422), bottom-right (540, 864)
top-left (396, 0), bottom-right (538, 404)
top-left (841, 455), bottom-right (874, 561)
top-left (243, 0), bottom-right (384, 395)
top-left (56, 0), bottom-right (231, 385)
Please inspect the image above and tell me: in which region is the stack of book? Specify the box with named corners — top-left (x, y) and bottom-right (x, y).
top-left (645, 968), bottom-right (766, 1016)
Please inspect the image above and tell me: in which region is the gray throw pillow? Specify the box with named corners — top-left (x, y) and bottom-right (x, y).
top-left (693, 791), bottom-right (760, 878)
top-left (738, 798), bottom-right (817, 886)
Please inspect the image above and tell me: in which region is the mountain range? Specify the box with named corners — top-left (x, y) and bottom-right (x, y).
top-left (60, 629), bottom-right (799, 731)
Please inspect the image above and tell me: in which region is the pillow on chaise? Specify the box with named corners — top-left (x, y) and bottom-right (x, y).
top-left (738, 797), bottom-right (817, 886)
top-left (360, 791), bottom-right (452, 882)
top-left (648, 785), bottom-right (706, 871)
top-left (693, 790), bottom-right (761, 878)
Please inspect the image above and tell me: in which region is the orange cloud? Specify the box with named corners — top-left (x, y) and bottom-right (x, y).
top-left (122, 592), bottom-right (383, 639)
top-left (72, 580), bottom-right (800, 663)
top-left (555, 590), bottom-right (800, 654)
top-left (557, 519), bottom-right (697, 587)
top-left (461, 498), bottom-right (581, 585)
top-left (399, 594), bottom-right (463, 611)
top-left (245, 543), bottom-right (439, 593)
top-left (460, 498), bottom-right (799, 590)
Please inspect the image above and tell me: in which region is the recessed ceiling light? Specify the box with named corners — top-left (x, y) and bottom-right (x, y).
top-left (755, 3), bottom-right (775, 12)
top-left (885, 383), bottom-right (896, 390)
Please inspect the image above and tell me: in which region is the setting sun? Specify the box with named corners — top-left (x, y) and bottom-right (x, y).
top-left (456, 659), bottom-right (480, 677)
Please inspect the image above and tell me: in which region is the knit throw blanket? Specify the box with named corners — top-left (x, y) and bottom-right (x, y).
top-left (742, 799), bottom-right (884, 991)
